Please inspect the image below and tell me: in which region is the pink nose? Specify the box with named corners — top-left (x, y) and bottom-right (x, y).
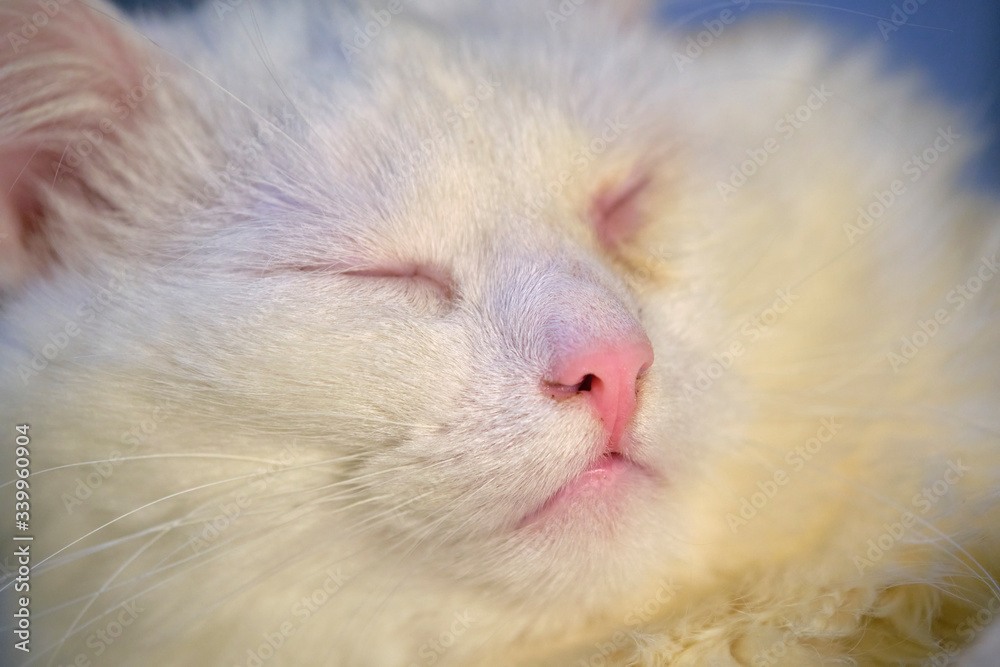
top-left (544, 335), bottom-right (654, 448)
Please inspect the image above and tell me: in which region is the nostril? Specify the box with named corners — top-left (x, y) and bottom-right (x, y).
top-left (543, 335), bottom-right (654, 445)
top-left (636, 360), bottom-right (652, 384)
top-left (544, 374), bottom-right (594, 401)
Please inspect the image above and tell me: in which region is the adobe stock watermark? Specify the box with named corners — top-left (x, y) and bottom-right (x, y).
top-left (339, 0), bottom-right (413, 63)
top-left (852, 459), bottom-right (970, 574)
top-left (185, 109), bottom-right (296, 214)
top-left (575, 629), bottom-right (646, 667)
top-left (717, 84), bottom-right (834, 200)
top-left (620, 244), bottom-right (675, 292)
top-left (232, 567), bottom-right (350, 667)
top-left (386, 74), bottom-right (502, 192)
top-left (672, 0), bottom-right (751, 71)
top-left (5, 0), bottom-right (75, 54)
top-left (188, 437), bottom-right (306, 554)
top-left (405, 610), bottom-right (475, 667)
top-left (56, 298), bottom-right (277, 511)
top-left (58, 299), bottom-right (279, 515)
top-left (749, 625), bottom-right (810, 667)
top-left (681, 287), bottom-right (798, 399)
top-left (576, 578), bottom-right (682, 667)
top-left (18, 267), bottom-right (138, 386)
top-left (877, 0), bottom-right (934, 41)
top-left (726, 417), bottom-right (843, 533)
top-left (441, 75), bottom-right (502, 129)
top-left (52, 65), bottom-right (172, 178)
top-left (545, 0), bottom-right (589, 30)
top-left (212, 0), bottom-right (243, 20)
top-left (61, 397), bottom-right (180, 514)
top-left (843, 126), bottom-right (960, 244)
top-left (887, 250), bottom-right (999, 373)
top-left (922, 596), bottom-right (1000, 666)
top-left (519, 114), bottom-right (629, 223)
top-left (58, 597), bottom-right (145, 667)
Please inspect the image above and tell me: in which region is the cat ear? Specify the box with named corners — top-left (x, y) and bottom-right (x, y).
top-left (0, 0), bottom-right (160, 291)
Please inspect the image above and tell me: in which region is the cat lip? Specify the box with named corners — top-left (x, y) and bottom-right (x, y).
top-left (516, 450), bottom-right (651, 528)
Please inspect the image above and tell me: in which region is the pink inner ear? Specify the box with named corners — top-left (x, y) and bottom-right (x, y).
top-left (0, 1), bottom-right (154, 291)
top-left (0, 149), bottom-right (42, 290)
top-left (589, 171), bottom-right (651, 249)
top-left (0, 195), bottom-right (26, 289)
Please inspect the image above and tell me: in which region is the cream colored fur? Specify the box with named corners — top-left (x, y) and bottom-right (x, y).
top-left (1, 1), bottom-right (998, 666)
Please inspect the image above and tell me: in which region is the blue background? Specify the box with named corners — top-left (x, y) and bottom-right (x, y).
top-left (663, 1), bottom-right (1000, 187)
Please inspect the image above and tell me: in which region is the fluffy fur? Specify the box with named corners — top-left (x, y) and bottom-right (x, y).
top-left (1, 1), bottom-right (998, 665)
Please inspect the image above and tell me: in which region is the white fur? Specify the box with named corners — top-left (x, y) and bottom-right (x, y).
top-left (1, 1), bottom-right (998, 665)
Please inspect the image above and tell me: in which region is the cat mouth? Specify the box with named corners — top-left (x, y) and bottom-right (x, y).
top-left (516, 451), bottom-right (652, 528)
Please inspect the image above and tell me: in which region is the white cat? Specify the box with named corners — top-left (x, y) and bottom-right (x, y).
top-left (1, 1), bottom-right (998, 665)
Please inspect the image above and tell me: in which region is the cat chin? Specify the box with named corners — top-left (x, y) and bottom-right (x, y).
top-left (516, 453), bottom-right (658, 529)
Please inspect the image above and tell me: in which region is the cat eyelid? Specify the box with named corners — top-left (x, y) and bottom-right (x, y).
top-left (341, 264), bottom-right (455, 300)
top-left (590, 170), bottom-right (652, 250)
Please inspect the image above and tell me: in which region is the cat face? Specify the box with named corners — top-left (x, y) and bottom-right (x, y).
top-left (0, 0), bottom-right (713, 615)
top-left (143, 52), bottom-right (708, 602)
top-left (6, 1), bottom-right (998, 665)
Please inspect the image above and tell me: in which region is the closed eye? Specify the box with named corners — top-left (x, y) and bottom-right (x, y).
top-left (590, 170), bottom-right (651, 250)
top-left (342, 265), bottom-right (454, 301)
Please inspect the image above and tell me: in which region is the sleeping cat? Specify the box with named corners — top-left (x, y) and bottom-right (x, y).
top-left (1, 0), bottom-right (999, 665)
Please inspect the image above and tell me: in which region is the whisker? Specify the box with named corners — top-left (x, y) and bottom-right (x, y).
top-left (8, 456), bottom-right (347, 585)
top-left (41, 528), bottom-right (171, 667)
top-left (0, 453), bottom-right (299, 487)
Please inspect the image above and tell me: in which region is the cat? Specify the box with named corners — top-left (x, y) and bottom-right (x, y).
top-left (1, 0), bottom-right (999, 665)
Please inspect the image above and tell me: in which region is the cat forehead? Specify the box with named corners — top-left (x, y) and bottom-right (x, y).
top-left (310, 143), bottom-right (642, 276)
top-left (306, 92), bottom-right (647, 250)
top-left (214, 26), bottom-right (668, 269)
